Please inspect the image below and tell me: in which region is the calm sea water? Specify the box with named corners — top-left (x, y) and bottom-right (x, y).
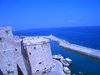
top-left (13, 26), bottom-right (100, 75)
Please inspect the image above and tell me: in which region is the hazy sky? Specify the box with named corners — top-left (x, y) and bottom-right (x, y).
top-left (0, 0), bottom-right (100, 30)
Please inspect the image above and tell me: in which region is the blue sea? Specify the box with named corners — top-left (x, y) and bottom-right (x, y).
top-left (13, 26), bottom-right (100, 75)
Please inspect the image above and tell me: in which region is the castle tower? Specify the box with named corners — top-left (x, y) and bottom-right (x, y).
top-left (0, 27), bottom-right (18, 75)
top-left (23, 36), bottom-right (53, 75)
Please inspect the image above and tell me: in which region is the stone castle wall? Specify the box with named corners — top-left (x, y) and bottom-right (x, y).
top-left (0, 27), bottom-right (54, 75)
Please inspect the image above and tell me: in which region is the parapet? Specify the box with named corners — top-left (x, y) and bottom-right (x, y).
top-left (23, 36), bottom-right (49, 46)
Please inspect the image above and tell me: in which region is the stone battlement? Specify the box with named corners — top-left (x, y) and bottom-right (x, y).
top-left (23, 37), bottom-right (49, 46)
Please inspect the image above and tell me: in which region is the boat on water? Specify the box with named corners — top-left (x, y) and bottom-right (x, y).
top-left (65, 58), bottom-right (72, 64)
top-left (53, 55), bottom-right (72, 74)
top-left (60, 58), bottom-right (72, 67)
top-left (52, 54), bottom-right (64, 60)
top-left (53, 55), bottom-right (72, 67)
top-left (63, 67), bottom-right (71, 75)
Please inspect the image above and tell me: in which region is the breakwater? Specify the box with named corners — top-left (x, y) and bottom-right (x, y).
top-left (45, 35), bottom-right (100, 60)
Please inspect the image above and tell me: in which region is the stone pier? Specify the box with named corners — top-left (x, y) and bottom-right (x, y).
top-left (46, 35), bottom-right (100, 60)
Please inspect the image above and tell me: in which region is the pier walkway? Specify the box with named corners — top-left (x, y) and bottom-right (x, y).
top-left (44, 35), bottom-right (100, 60)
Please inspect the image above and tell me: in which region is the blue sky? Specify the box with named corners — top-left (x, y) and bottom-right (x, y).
top-left (0, 0), bottom-right (100, 30)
